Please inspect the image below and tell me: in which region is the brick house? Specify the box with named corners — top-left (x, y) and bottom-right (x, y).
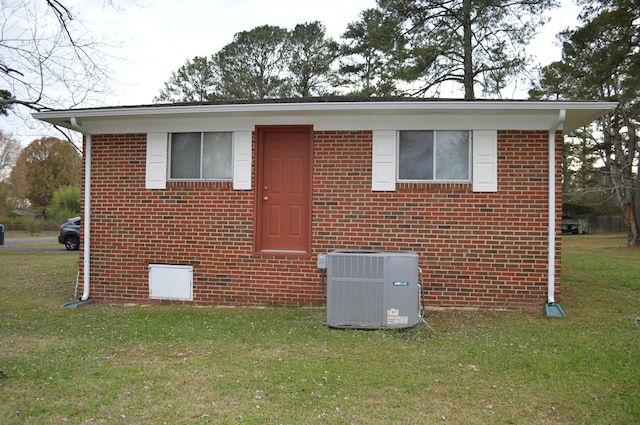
top-left (34, 98), bottom-right (615, 309)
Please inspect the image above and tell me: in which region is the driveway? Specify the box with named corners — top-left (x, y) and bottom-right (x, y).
top-left (0, 237), bottom-right (71, 252)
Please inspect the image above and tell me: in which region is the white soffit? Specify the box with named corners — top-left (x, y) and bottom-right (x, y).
top-left (33, 100), bottom-right (617, 135)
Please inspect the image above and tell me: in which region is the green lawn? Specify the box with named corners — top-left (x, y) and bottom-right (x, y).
top-left (1, 234), bottom-right (638, 424)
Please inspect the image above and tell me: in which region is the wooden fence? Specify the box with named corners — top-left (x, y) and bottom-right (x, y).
top-left (584, 216), bottom-right (628, 234)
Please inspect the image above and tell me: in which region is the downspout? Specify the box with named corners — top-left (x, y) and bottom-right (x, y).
top-left (70, 117), bottom-right (91, 302)
top-left (547, 110), bottom-right (565, 305)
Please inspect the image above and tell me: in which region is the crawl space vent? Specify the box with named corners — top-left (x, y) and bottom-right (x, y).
top-left (149, 264), bottom-right (193, 301)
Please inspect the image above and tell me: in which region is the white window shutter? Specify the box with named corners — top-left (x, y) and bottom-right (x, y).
top-left (146, 133), bottom-right (167, 189)
top-left (372, 130), bottom-right (396, 191)
top-left (233, 131), bottom-right (252, 190)
top-left (473, 130), bottom-right (498, 192)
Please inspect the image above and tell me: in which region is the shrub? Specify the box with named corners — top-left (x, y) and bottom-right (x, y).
top-left (46, 185), bottom-right (80, 222)
top-left (19, 215), bottom-right (39, 235)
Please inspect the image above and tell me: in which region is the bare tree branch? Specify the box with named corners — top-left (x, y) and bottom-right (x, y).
top-left (0, 0), bottom-right (126, 120)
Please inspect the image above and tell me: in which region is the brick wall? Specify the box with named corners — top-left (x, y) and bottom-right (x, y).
top-left (80, 129), bottom-right (562, 309)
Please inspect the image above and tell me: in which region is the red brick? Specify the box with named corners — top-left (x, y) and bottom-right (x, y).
top-left (78, 130), bottom-right (562, 309)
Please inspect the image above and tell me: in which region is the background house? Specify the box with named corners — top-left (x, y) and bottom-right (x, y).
top-left (34, 98), bottom-right (615, 309)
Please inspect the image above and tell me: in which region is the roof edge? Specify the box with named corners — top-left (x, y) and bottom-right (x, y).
top-left (32, 98), bottom-right (618, 120)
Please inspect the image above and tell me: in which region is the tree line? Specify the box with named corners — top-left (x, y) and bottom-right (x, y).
top-left (530, 0), bottom-right (639, 245)
top-left (0, 131), bottom-right (81, 224)
top-left (155, 0), bottom-right (556, 101)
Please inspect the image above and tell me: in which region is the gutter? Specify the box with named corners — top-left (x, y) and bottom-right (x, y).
top-left (32, 100), bottom-right (616, 117)
top-left (70, 117), bottom-right (92, 304)
top-left (32, 101), bottom-right (618, 133)
top-left (546, 110), bottom-right (566, 316)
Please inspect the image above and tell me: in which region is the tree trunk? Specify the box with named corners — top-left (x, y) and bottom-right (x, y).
top-left (622, 202), bottom-right (640, 246)
top-left (462, 0), bottom-right (474, 100)
top-left (611, 111), bottom-right (640, 247)
top-left (610, 163), bottom-right (638, 245)
top-left (622, 109), bottom-right (640, 246)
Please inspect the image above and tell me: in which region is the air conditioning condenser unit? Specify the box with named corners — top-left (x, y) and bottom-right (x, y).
top-left (326, 250), bottom-right (422, 329)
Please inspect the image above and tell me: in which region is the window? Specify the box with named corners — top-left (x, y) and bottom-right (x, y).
top-left (398, 130), bottom-right (471, 181)
top-left (169, 132), bottom-right (232, 180)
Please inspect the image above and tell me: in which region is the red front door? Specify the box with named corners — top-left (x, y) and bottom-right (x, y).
top-left (255, 126), bottom-right (312, 254)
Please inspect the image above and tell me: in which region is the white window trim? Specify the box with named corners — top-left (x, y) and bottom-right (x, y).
top-left (472, 129), bottom-right (498, 192)
top-left (146, 132), bottom-right (168, 189)
top-left (145, 131), bottom-right (252, 190)
top-left (372, 130), bottom-right (397, 191)
top-left (370, 129), bottom-right (498, 192)
top-left (233, 131), bottom-right (252, 190)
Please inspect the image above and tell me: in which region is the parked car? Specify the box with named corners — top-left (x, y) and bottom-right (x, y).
top-left (58, 217), bottom-right (80, 250)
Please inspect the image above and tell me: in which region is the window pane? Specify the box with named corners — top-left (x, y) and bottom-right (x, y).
top-left (399, 131), bottom-right (434, 180)
top-left (202, 132), bottom-right (232, 180)
top-left (435, 131), bottom-right (470, 180)
top-left (171, 133), bottom-right (201, 179)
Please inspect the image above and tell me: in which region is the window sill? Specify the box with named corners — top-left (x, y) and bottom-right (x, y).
top-left (167, 181), bottom-right (233, 188)
top-left (396, 182), bottom-right (472, 191)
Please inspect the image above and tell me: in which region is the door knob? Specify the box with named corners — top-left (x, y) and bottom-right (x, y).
top-left (263, 196), bottom-right (268, 201)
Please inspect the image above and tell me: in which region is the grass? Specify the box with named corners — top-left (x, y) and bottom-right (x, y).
top-left (0, 234), bottom-right (639, 424)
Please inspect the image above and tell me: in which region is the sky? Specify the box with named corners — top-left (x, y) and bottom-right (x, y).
top-left (2, 0), bottom-right (581, 144)
top-left (82, 0), bottom-right (382, 107)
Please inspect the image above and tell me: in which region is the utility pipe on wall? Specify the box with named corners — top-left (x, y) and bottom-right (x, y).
top-left (547, 110), bottom-right (566, 304)
top-left (70, 118), bottom-right (91, 301)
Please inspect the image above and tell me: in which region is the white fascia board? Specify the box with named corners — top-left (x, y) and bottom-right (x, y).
top-left (32, 100), bottom-right (616, 116)
top-left (60, 111), bottom-right (565, 135)
top-left (33, 100), bottom-right (617, 135)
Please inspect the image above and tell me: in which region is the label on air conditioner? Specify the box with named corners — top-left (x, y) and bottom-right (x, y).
top-left (387, 308), bottom-right (409, 324)
top-left (393, 281), bottom-right (409, 286)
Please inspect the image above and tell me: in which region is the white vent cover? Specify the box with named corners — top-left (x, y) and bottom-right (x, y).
top-left (326, 251), bottom-right (421, 329)
top-left (149, 264), bottom-right (193, 301)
